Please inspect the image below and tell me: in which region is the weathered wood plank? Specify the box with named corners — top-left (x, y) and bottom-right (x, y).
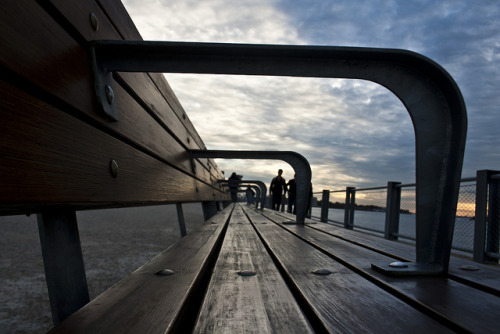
top-left (260, 210), bottom-right (500, 333)
top-left (306, 217), bottom-right (500, 295)
top-left (0, 0), bottom-right (224, 186)
top-left (77, 0), bottom-right (220, 179)
top-left (0, 80), bottom-right (226, 213)
top-left (48, 206), bottom-right (232, 334)
top-left (194, 205), bottom-right (313, 333)
top-left (93, 0), bottom-right (223, 178)
top-left (242, 207), bottom-right (454, 333)
top-left (94, 0), bottom-right (208, 151)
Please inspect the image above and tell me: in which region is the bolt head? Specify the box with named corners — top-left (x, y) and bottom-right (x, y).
top-left (156, 269), bottom-right (174, 276)
top-left (105, 85), bottom-right (114, 104)
top-left (109, 160), bottom-right (119, 178)
top-left (389, 261), bottom-right (408, 268)
top-left (312, 268), bottom-right (332, 275)
top-left (90, 13), bottom-right (99, 31)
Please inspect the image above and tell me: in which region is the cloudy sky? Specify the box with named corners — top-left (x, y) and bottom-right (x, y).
top-left (122, 0), bottom-right (500, 197)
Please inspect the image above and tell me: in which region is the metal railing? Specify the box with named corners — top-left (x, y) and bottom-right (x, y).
top-left (310, 169), bottom-right (500, 263)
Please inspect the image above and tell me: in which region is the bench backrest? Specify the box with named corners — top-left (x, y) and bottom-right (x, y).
top-left (0, 0), bottom-right (229, 216)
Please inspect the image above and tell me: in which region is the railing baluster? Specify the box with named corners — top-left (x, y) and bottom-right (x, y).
top-left (385, 182), bottom-right (401, 240)
top-left (321, 190), bottom-right (330, 223)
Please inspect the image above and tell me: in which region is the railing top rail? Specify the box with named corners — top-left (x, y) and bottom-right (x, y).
top-left (321, 176), bottom-right (481, 193)
top-left (354, 186), bottom-right (387, 192)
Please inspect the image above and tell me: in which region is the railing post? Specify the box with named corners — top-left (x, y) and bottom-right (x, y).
top-left (176, 203), bottom-right (187, 237)
top-left (385, 182), bottom-right (401, 240)
top-left (474, 170), bottom-right (500, 263)
top-left (321, 190), bottom-right (330, 222)
top-left (37, 210), bottom-right (90, 325)
top-left (344, 187), bottom-right (355, 230)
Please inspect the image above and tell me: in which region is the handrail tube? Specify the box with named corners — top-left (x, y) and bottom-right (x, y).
top-left (238, 180), bottom-right (267, 209)
top-left (218, 180), bottom-right (266, 209)
top-left (92, 40), bottom-right (467, 274)
top-left (354, 186), bottom-right (388, 192)
top-left (190, 150), bottom-right (311, 223)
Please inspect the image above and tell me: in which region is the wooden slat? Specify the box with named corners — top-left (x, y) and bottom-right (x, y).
top-left (94, 0), bottom-right (208, 149)
top-left (0, 0), bottom-right (224, 186)
top-left (0, 0), bottom-right (92, 112)
top-left (194, 205), bottom-right (313, 333)
top-left (242, 207), bottom-right (453, 333)
top-left (259, 210), bottom-right (500, 333)
top-left (49, 206), bottom-right (232, 334)
top-left (0, 80), bottom-right (226, 214)
top-left (306, 218), bottom-right (500, 294)
top-left (94, 0), bottom-right (223, 178)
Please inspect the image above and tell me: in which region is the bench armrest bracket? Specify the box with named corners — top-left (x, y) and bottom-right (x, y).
top-left (90, 40), bottom-right (467, 274)
top-left (191, 149), bottom-right (311, 224)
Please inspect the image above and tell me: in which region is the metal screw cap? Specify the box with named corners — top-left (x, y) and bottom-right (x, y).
top-left (105, 85), bottom-right (114, 104)
top-left (109, 160), bottom-right (119, 178)
top-left (156, 269), bottom-right (175, 276)
top-left (90, 13), bottom-right (99, 31)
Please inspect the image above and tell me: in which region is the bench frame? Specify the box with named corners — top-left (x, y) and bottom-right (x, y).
top-left (91, 40), bottom-right (467, 275)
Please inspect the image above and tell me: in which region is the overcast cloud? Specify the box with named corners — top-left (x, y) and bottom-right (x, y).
top-left (122, 0), bottom-right (500, 194)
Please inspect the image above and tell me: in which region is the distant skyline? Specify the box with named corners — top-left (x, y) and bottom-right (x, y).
top-left (123, 0), bottom-right (500, 195)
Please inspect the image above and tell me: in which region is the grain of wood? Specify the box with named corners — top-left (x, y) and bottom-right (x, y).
top-left (194, 205), bottom-right (313, 333)
top-left (48, 206), bottom-right (231, 334)
top-left (243, 207), bottom-right (454, 333)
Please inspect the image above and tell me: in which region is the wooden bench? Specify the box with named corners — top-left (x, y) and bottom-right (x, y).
top-left (45, 204), bottom-right (500, 333)
top-left (1, 0), bottom-right (228, 326)
top-left (2, 1), bottom-right (499, 333)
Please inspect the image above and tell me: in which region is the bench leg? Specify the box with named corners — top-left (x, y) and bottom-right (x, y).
top-left (176, 203), bottom-right (187, 237)
top-left (202, 201), bottom-right (219, 221)
top-left (37, 210), bottom-right (90, 325)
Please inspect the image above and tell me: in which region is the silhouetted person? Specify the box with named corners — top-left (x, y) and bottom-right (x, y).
top-left (245, 186), bottom-right (255, 205)
top-left (270, 169), bottom-right (286, 210)
top-left (228, 172), bottom-right (242, 202)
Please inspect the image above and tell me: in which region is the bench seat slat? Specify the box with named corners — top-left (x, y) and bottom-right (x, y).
top-left (0, 0), bottom-right (223, 184)
top-left (243, 207), bottom-right (453, 333)
top-left (194, 206), bottom-right (313, 333)
top-left (308, 218), bottom-right (500, 294)
top-left (48, 206), bottom-right (231, 333)
top-left (0, 80), bottom-right (225, 214)
top-left (259, 210), bottom-right (500, 333)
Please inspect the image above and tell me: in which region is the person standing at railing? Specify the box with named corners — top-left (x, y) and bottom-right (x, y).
top-left (287, 174), bottom-right (297, 214)
top-left (270, 169), bottom-right (286, 211)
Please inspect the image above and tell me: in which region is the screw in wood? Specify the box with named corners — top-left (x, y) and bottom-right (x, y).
top-left (89, 13), bottom-right (99, 31)
top-left (105, 85), bottom-right (114, 104)
top-left (237, 270), bottom-right (256, 276)
top-left (109, 160), bottom-right (119, 178)
top-left (156, 269), bottom-right (175, 276)
top-left (459, 265), bottom-right (479, 271)
top-left (312, 268), bottom-right (332, 275)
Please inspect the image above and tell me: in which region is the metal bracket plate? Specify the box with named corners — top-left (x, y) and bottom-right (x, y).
top-left (90, 45), bottom-right (119, 121)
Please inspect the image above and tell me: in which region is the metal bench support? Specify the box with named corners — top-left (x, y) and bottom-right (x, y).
top-left (90, 41), bottom-right (467, 274)
top-left (191, 150), bottom-right (311, 224)
top-left (37, 210), bottom-right (90, 325)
